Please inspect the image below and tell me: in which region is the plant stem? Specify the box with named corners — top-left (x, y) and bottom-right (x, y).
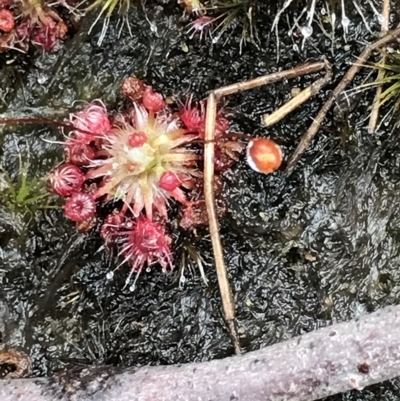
top-left (368, 0), bottom-right (390, 134)
top-left (204, 92), bottom-right (241, 355)
top-left (286, 26), bottom-right (400, 175)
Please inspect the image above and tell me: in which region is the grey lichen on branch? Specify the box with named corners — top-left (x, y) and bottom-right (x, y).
top-left (2, 302), bottom-right (400, 400)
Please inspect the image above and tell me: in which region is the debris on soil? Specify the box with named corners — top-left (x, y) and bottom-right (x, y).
top-left (0, 0), bottom-right (77, 53)
top-left (0, 349), bottom-right (31, 379)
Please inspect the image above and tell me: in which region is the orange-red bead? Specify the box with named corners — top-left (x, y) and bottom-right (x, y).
top-left (246, 138), bottom-right (282, 174)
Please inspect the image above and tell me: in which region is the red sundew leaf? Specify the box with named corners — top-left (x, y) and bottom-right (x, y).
top-left (0, 9), bottom-right (15, 33)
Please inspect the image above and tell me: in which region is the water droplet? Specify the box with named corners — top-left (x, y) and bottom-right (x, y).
top-left (150, 23), bottom-right (157, 33)
top-left (212, 35), bottom-right (221, 44)
top-left (180, 275), bottom-right (186, 284)
top-left (146, 267), bottom-right (151, 273)
top-left (341, 16), bottom-right (350, 29)
top-left (300, 26), bottom-right (313, 38)
top-left (129, 284), bottom-right (136, 292)
top-left (293, 44), bottom-right (299, 52)
top-left (106, 271), bottom-right (114, 280)
top-left (37, 74), bottom-right (48, 84)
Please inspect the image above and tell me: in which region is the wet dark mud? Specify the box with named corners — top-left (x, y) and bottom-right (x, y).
top-left (1, 1), bottom-right (400, 400)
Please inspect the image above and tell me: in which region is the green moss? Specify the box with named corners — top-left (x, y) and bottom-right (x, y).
top-left (205, 0), bottom-right (259, 47)
top-left (86, 0), bottom-right (131, 19)
top-left (0, 152), bottom-right (57, 216)
top-left (86, 0), bottom-right (141, 45)
top-left (365, 52), bottom-right (400, 111)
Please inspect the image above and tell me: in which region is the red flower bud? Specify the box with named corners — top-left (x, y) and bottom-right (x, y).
top-left (0, 9), bottom-right (14, 33)
top-left (66, 143), bottom-right (96, 166)
top-left (64, 192), bottom-right (96, 222)
top-left (142, 87), bottom-right (166, 112)
top-left (159, 171), bottom-right (181, 192)
top-left (100, 211), bottom-right (126, 244)
top-left (46, 164), bottom-right (85, 197)
top-left (32, 18), bottom-right (58, 51)
top-left (70, 101), bottom-right (111, 143)
top-left (180, 102), bottom-right (203, 132)
top-left (120, 216), bottom-right (173, 274)
top-left (128, 132), bottom-right (148, 148)
top-left (120, 77), bottom-right (146, 102)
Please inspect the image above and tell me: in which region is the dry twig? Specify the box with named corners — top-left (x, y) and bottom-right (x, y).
top-left (212, 62), bottom-right (326, 97)
top-left (285, 26), bottom-right (400, 175)
top-left (263, 61), bottom-right (333, 127)
top-left (3, 305), bottom-right (400, 401)
top-left (204, 92), bottom-right (241, 355)
top-left (204, 62), bottom-right (328, 354)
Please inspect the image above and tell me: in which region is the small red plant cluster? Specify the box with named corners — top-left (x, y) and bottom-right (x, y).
top-left (46, 77), bottom-right (244, 287)
top-left (179, 0), bottom-right (214, 41)
top-left (0, 0), bottom-right (70, 52)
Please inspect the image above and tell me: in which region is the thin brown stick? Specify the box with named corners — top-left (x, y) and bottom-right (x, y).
top-left (204, 93), bottom-right (241, 355)
top-left (285, 26), bottom-right (400, 175)
top-left (213, 62), bottom-right (326, 98)
top-left (204, 62), bottom-right (332, 354)
top-left (368, 0), bottom-right (390, 134)
top-left (263, 61), bottom-right (333, 127)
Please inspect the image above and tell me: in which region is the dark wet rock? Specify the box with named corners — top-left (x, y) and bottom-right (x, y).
top-left (0, 1), bottom-right (399, 401)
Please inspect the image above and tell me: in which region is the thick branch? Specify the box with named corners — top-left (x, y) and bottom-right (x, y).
top-left (1, 305), bottom-right (400, 400)
top-left (204, 92), bottom-right (241, 354)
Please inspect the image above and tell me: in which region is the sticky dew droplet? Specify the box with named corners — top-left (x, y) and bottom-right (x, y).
top-left (341, 16), bottom-right (350, 30)
top-left (300, 25), bottom-right (313, 38)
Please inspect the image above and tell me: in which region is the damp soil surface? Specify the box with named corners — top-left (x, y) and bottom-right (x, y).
top-left (1, 1), bottom-right (400, 400)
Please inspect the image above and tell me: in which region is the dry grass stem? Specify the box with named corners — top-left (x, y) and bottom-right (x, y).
top-left (204, 62), bottom-right (331, 354)
top-left (263, 61), bottom-right (333, 127)
top-left (204, 93), bottom-right (241, 355)
top-left (213, 62), bottom-right (326, 98)
top-left (285, 26), bottom-right (400, 175)
top-left (368, 0), bottom-right (390, 134)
